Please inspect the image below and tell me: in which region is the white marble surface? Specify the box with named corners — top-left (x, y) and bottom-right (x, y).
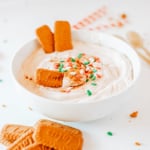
top-left (0, 0), bottom-right (150, 149)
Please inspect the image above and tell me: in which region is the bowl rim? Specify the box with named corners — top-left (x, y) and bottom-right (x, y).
top-left (11, 30), bottom-right (141, 105)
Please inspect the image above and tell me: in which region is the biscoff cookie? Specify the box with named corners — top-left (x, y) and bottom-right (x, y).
top-left (54, 20), bottom-right (73, 52)
top-left (33, 119), bottom-right (83, 150)
top-left (36, 25), bottom-right (54, 53)
top-left (0, 124), bottom-right (31, 146)
top-left (23, 143), bottom-right (54, 150)
top-left (0, 136), bottom-right (12, 146)
top-left (7, 128), bottom-right (34, 150)
top-left (36, 69), bottom-right (64, 87)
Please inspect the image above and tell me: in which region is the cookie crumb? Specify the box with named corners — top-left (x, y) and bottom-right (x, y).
top-left (130, 111), bottom-right (138, 118)
top-left (121, 13), bottom-right (127, 19)
top-left (135, 141), bottom-right (141, 146)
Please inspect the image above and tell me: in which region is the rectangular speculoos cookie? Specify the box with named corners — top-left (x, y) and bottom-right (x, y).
top-left (33, 120), bottom-right (83, 150)
top-left (0, 136), bottom-right (12, 146)
top-left (23, 143), bottom-right (54, 150)
top-left (36, 69), bottom-right (64, 88)
top-left (7, 128), bottom-right (34, 150)
top-left (0, 124), bottom-right (31, 146)
top-left (54, 21), bottom-right (73, 52)
top-left (36, 25), bottom-right (54, 53)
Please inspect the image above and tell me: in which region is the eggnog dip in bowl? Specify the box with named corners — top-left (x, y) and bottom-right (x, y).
top-left (11, 30), bottom-right (140, 122)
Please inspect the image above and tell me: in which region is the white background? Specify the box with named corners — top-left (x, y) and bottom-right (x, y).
top-left (0, 0), bottom-right (150, 149)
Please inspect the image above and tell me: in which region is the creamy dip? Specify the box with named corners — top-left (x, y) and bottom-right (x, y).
top-left (18, 40), bottom-right (134, 103)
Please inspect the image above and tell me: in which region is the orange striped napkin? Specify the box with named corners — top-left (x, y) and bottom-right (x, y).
top-left (73, 6), bottom-right (128, 31)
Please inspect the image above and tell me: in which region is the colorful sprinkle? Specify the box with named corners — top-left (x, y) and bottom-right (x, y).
top-left (52, 53), bottom-right (102, 93)
top-left (90, 74), bottom-right (96, 80)
top-left (86, 79), bottom-right (89, 82)
top-left (91, 82), bottom-right (97, 86)
top-left (59, 63), bottom-right (64, 68)
top-left (91, 75), bottom-right (96, 80)
top-left (84, 61), bottom-right (90, 65)
top-left (107, 131), bottom-right (113, 136)
top-left (90, 74), bottom-right (94, 78)
top-left (71, 58), bottom-right (76, 62)
top-left (86, 89), bottom-right (92, 96)
top-left (58, 63), bottom-right (64, 72)
top-left (58, 68), bottom-right (63, 72)
top-left (60, 60), bottom-right (65, 63)
top-left (78, 53), bottom-right (83, 59)
top-left (93, 68), bottom-right (97, 73)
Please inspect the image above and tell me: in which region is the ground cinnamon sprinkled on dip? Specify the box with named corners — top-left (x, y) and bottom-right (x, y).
top-left (25, 75), bottom-right (33, 81)
top-left (129, 111), bottom-right (138, 118)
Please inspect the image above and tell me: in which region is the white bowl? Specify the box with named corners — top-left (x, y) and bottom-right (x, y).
top-left (11, 30), bottom-right (140, 122)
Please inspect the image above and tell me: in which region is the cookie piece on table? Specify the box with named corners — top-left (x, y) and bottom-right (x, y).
top-left (7, 128), bottom-right (34, 150)
top-left (33, 119), bottom-right (83, 150)
top-left (36, 69), bottom-right (64, 88)
top-left (54, 21), bottom-right (73, 52)
top-left (36, 25), bottom-right (54, 53)
top-left (0, 124), bottom-right (31, 146)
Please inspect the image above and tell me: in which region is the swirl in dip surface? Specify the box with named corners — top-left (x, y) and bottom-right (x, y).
top-left (18, 40), bottom-right (134, 103)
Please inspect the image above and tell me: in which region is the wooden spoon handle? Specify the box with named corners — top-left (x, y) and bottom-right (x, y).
top-left (114, 34), bottom-right (150, 65)
top-left (136, 50), bottom-right (150, 65)
top-left (142, 46), bottom-right (150, 58)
